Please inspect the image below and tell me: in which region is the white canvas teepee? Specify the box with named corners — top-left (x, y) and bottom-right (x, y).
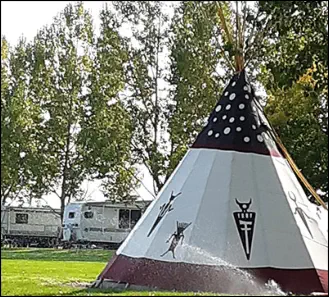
top-left (95, 70), bottom-right (328, 294)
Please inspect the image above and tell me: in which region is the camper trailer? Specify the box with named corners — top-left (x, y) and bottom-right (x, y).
top-left (1, 206), bottom-right (61, 247)
top-left (62, 200), bottom-right (150, 248)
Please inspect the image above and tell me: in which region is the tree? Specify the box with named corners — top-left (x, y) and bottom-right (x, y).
top-left (265, 66), bottom-right (328, 200)
top-left (111, 1), bottom-right (173, 194)
top-left (256, 1), bottom-right (328, 90)
top-left (26, 3), bottom-right (95, 220)
top-left (109, 1), bottom-right (231, 194)
top-left (25, 2), bottom-right (138, 220)
top-left (167, 1), bottom-right (229, 176)
top-left (253, 1), bottom-right (328, 200)
top-left (80, 5), bottom-right (138, 203)
top-left (1, 37), bottom-right (40, 206)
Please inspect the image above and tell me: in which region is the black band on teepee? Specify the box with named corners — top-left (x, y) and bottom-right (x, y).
top-left (191, 70), bottom-right (279, 157)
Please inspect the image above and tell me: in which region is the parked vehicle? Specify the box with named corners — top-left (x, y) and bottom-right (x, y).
top-left (61, 200), bottom-right (150, 249)
top-left (1, 206), bottom-right (61, 247)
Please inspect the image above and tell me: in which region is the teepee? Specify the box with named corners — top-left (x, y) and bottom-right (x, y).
top-left (94, 3), bottom-right (328, 295)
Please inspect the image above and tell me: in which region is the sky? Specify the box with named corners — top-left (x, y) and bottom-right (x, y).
top-left (1, 1), bottom-right (156, 208)
top-left (1, 1), bottom-right (107, 44)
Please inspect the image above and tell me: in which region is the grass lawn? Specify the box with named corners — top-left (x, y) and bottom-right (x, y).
top-left (0, 248), bottom-right (226, 296)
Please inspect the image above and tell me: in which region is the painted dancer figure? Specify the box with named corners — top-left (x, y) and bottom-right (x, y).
top-left (147, 191), bottom-right (181, 237)
top-left (160, 221), bottom-right (191, 259)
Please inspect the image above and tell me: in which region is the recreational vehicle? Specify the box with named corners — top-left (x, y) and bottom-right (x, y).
top-left (62, 200), bottom-right (150, 248)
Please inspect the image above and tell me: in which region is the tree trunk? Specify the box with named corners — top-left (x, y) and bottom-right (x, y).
top-left (59, 94), bottom-right (73, 223)
top-left (60, 198), bottom-right (65, 223)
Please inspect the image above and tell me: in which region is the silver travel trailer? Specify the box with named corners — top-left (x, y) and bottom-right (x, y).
top-left (1, 206), bottom-right (61, 247)
top-left (62, 200), bottom-right (151, 248)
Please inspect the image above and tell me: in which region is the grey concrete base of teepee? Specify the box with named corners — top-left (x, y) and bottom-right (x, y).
top-left (89, 279), bottom-right (159, 292)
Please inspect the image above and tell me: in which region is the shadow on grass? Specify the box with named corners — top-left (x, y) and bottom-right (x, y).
top-left (1, 248), bottom-right (114, 263)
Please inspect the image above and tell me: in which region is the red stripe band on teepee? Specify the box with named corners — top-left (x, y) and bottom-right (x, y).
top-left (98, 254), bottom-right (328, 295)
top-left (191, 142), bottom-right (283, 157)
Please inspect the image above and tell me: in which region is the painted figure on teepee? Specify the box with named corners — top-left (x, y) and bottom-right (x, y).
top-left (160, 221), bottom-right (192, 259)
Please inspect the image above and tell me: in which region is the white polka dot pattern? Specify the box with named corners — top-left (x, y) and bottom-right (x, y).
top-left (257, 135), bottom-right (264, 142)
top-left (224, 127), bottom-right (231, 135)
top-left (192, 72), bottom-right (277, 156)
top-left (229, 93), bottom-right (236, 101)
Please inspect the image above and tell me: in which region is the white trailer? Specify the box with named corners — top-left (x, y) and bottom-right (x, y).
top-left (1, 206), bottom-right (61, 247)
top-left (62, 200), bottom-right (150, 248)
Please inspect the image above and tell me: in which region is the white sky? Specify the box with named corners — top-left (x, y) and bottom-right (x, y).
top-left (1, 1), bottom-right (107, 44)
top-left (1, 1), bottom-right (156, 208)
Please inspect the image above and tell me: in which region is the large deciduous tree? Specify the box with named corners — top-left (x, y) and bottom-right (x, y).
top-left (255, 1), bottom-right (328, 200)
top-left (1, 37), bottom-right (41, 206)
top-left (27, 3), bottom-right (96, 219)
top-left (167, 1), bottom-right (229, 177)
top-left (81, 5), bottom-right (138, 203)
top-left (111, 1), bottom-right (172, 194)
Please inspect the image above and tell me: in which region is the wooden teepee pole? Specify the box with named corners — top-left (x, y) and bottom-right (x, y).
top-left (252, 99), bottom-right (328, 210)
top-left (217, 2), bottom-right (233, 45)
top-left (217, 1), bottom-right (245, 72)
top-left (217, 2), bottom-right (239, 72)
top-left (273, 131), bottom-right (328, 210)
top-left (235, 1), bottom-right (244, 72)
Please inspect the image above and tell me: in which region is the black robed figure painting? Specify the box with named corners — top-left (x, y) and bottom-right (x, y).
top-left (160, 221), bottom-right (192, 259)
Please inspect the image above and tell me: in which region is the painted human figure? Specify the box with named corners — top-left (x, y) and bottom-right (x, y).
top-left (160, 222), bottom-right (191, 259)
top-left (288, 191), bottom-right (314, 238)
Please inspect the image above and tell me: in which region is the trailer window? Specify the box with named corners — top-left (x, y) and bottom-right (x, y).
top-left (119, 209), bottom-right (130, 229)
top-left (118, 209), bottom-right (142, 229)
top-left (68, 212), bottom-right (75, 219)
top-left (15, 213), bottom-right (28, 224)
top-left (131, 210), bottom-right (142, 228)
top-left (84, 211), bottom-right (93, 219)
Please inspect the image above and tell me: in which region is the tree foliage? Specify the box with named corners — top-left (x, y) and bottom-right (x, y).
top-left (255, 1), bottom-right (328, 200)
top-left (1, 37), bottom-right (41, 206)
top-left (110, 1), bottom-right (172, 194)
top-left (1, 1), bottom-right (328, 208)
top-left (81, 5), bottom-right (137, 202)
top-left (167, 1), bottom-right (228, 176)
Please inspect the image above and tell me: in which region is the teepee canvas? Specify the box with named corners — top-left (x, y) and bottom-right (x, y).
top-left (95, 70), bottom-right (328, 294)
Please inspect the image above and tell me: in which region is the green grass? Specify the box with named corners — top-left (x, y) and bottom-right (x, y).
top-left (0, 248), bottom-right (224, 296)
top-left (1, 248), bottom-right (114, 262)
